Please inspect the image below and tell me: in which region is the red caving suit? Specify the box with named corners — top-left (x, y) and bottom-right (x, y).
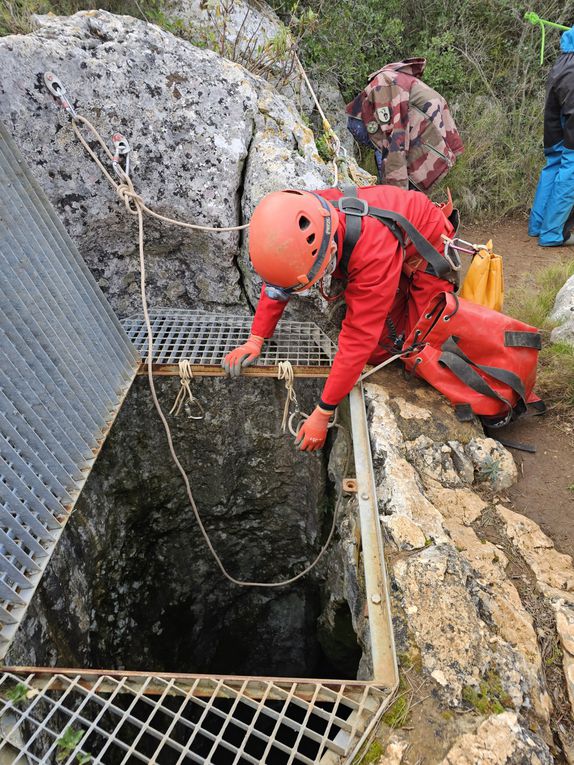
top-left (250, 185), bottom-right (455, 409)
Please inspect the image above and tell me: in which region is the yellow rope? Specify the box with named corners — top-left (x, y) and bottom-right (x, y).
top-left (295, 55), bottom-right (343, 187)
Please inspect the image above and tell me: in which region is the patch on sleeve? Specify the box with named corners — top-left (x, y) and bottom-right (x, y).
top-left (376, 106), bottom-right (391, 124)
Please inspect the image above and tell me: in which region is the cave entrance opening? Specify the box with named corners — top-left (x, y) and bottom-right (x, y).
top-left (4, 374), bottom-right (397, 764)
top-left (0, 124), bottom-right (398, 762)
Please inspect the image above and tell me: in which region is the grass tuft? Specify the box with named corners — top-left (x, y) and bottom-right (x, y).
top-left (506, 260), bottom-right (574, 418)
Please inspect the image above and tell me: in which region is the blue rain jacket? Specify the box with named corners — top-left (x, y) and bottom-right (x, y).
top-left (529, 26), bottom-right (574, 245)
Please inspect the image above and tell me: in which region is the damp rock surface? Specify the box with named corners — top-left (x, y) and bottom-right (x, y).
top-left (7, 377), bottom-right (362, 680)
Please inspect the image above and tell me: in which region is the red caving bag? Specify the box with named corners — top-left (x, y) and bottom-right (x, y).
top-left (402, 292), bottom-right (543, 428)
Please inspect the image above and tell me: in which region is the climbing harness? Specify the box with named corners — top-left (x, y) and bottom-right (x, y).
top-left (336, 185), bottom-right (461, 285)
top-left (524, 12), bottom-right (570, 64)
top-left (169, 360), bottom-right (205, 419)
top-left (43, 72), bottom-right (351, 588)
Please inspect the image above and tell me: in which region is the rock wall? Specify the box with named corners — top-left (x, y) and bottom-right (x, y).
top-left (6, 377), bottom-right (364, 680)
top-left (364, 367), bottom-right (574, 764)
top-left (0, 10), bottom-right (334, 321)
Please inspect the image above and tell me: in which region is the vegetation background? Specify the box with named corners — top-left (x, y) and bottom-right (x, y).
top-left (3, 0), bottom-right (574, 221)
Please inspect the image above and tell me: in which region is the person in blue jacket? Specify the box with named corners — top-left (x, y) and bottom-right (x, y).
top-left (529, 26), bottom-right (574, 246)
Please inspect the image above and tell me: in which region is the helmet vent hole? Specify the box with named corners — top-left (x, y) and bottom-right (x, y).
top-left (298, 215), bottom-right (311, 231)
top-left (311, 248), bottom-right (318, 257)
top-left (306, 233), bottom-right (316, 244)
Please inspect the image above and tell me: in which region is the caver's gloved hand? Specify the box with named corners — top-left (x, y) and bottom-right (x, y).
top-left (295, 406), bottom-right (333, 451)
top-left (222, 334), bottom-right (265, 377)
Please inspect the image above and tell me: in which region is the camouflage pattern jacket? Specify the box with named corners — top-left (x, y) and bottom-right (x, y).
top-left (346, 58), bottom-right (464, 190)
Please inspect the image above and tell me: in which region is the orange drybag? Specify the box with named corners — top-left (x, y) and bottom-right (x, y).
top-left (403, 292), bottom-right (542, 427)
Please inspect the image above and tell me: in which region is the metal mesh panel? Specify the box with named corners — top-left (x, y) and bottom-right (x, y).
top-left (121, 310), bottom-right (337, 367)
top-left (0, 670), bottom-right (389, 764)
top-left (0, 125), bottom-right (140, 657)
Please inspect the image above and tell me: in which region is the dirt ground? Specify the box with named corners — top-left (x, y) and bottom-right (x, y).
top-left (460, 219), bottom-right (574, 556)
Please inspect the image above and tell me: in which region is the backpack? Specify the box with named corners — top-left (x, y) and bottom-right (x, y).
top-left (345, 58), bottom-right (464, 190)
top-left (402, 292), bottom-right (543, 428)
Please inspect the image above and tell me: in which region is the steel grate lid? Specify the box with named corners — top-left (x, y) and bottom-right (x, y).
top-left (0, 124), bottom-right (140, 657)
top-left (120, 310), bottom-right (338, 368)
top-left (0, 670), bottom-right (390, 765)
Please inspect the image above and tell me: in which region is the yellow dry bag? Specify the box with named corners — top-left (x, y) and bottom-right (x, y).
top-left (460, 239), bottom-right (504, 312)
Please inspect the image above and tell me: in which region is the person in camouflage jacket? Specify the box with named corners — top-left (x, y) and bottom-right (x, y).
top-left (346, 58), bottom-right (464, 190)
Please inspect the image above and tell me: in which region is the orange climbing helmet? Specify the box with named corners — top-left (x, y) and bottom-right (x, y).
top-left (249, 190), bottom-right (338, 300)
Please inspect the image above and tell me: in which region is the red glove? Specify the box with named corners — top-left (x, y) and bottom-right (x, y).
top-left (295, 406), bottom-right (333, 451)
top-left (222, 334), bottom-right (264, 377)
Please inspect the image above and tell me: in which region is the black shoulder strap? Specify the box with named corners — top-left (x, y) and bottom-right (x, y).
top-left (337, 185), bottom-right (362, 274)
top-left (336, 185), bottom-right (452, 280)
top-left (367, 205), bottom-right (452, 279)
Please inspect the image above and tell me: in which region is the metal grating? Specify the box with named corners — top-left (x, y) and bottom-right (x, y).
top-left (0, 670), bottom-right (389, 764)
top-left (121, 310), bottom-right (337, 369)
top-left (0, 124), bottom-right (140, 657)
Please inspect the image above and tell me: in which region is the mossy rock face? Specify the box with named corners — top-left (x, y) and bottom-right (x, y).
top-left (461, 670), bottom-right (515, 716)
top-left (355, 739), bottom-right (384, 765)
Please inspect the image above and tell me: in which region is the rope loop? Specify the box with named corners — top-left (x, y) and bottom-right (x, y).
top-left (169, 360), bottom-right (205, 420)
top-left (288, 408), bottom-right (338, 438)
top-left (277, 360), bottom-right (299, 432)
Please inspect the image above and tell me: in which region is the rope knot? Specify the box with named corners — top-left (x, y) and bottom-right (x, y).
top-left (170, 360), bottom-right (205, 419)
top-left (277, 360), bottom-right (299, 432)
top-left (116, 182), bottom-right (144, 214)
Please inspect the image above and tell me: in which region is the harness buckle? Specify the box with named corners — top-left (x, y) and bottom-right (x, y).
top-left (338, 196), bottom-right (369, 217)
top-left (43, 72), bottom-right (78, 119)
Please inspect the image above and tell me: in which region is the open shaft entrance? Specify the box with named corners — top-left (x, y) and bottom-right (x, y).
top-left (6, 378), bottom-right (363, 682)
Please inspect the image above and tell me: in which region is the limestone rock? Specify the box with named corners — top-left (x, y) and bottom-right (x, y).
top-left (465, 437), bottom-right (517, 491)
top-left (405, 434), bottom-right (465, 487)
top-left (550, 273), bottom-right (574, 345)
top-left (365, 384), bottom-right (449, 544)
top-left (439, 712), bottom-right (553, 764)
top-left (496, 504), bottom-right (574, 598)
top-left (393, 545), bottom-right (540, 712)
top-left (376, 735), bottom-right (409, 764)
top-left (163, 0), bottom-right (288, 76)
top-left (555, 600), bottom-right (574, 719)
top-left (365, 379), bottom-right (551, 729)
top-left (0, 10), bottom-right (331, 319)
top-left (381, 514), bottom-right (427, 551)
